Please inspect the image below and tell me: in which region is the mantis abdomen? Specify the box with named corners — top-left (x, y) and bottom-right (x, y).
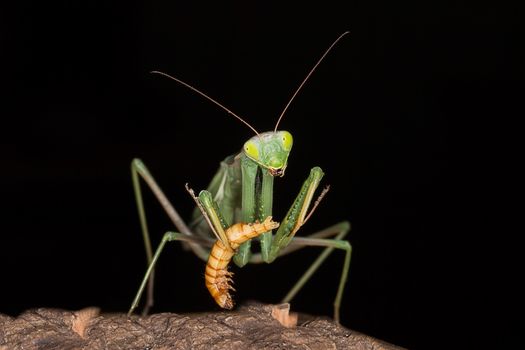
top-left (205, 217), bottom-right (279, 308)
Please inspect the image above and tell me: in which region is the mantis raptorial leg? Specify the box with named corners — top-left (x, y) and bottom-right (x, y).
top-left (128, 32), bottom-right (353, 322)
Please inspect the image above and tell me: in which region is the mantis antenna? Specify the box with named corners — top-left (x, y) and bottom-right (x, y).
top-left (273, 31), bottom-right (350, 132)
top-left (150, 70), bottom-right (260, 136)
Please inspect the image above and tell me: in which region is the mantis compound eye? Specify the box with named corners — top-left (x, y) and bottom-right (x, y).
top-left (244, 140), bottom-right (260, 160)
top-left (280, 131), bottom-right (293, 151)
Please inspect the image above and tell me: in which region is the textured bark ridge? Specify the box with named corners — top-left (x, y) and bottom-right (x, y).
top-left (0, 303), bottom-right (405, 350)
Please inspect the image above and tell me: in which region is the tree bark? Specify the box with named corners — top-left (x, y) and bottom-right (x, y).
top-left (0, 303), bottom-right (405, 350)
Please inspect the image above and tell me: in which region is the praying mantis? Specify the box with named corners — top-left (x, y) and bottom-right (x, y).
top-left (128, 32), bottom-right (353, 323)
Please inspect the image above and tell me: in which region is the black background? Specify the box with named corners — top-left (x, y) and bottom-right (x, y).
top-left (1, 1), bottom-right (520, 349)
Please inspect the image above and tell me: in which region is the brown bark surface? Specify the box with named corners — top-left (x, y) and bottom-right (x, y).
top-left (0, 303), bottom-right (405, 350)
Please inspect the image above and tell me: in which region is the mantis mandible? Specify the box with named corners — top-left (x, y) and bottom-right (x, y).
top-left (128, 32), bottom-right (352, 322)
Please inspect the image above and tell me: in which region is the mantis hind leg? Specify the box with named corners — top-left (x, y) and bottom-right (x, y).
top-left (280, 221), bottom-right (352, 323)
top-left (131, 158), bottom-right (211, 315)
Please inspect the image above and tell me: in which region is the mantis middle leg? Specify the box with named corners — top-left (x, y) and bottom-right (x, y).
top-left (281, 223), bottom-right (352, 323)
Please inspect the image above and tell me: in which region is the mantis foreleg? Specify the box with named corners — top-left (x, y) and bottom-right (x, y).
top-left (254, 165), bottom-right (352, 323)
top-left (267, 166), bottom-right (326, 261)
top-left (234, 155), bottom-right (258, 266)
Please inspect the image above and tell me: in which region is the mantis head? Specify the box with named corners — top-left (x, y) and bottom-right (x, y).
top-left (243, 131), bottom-right (293, 177)
top-left (151, 32), bottom-right (349, 179)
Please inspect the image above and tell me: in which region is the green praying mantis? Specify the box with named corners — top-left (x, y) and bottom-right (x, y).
top-left (128, 32), bottom-right (352, 323)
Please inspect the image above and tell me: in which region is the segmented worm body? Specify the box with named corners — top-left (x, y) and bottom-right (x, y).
top-left (205, 216), bottom-right (279, 309)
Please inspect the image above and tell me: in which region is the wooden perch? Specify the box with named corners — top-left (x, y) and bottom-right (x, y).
top-left (0, 303), bottom-right (405, 350)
